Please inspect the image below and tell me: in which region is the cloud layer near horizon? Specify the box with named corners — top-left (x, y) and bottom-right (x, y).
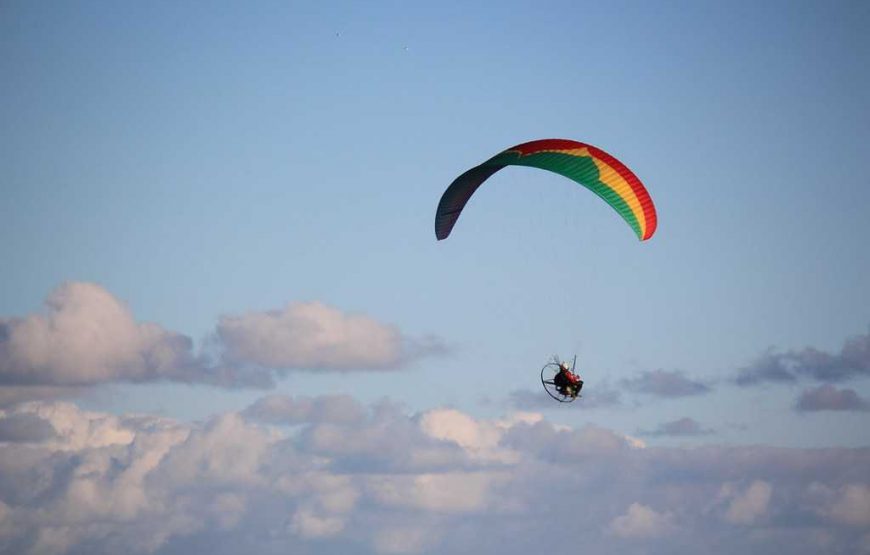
top-left (0, 398), bottom-right (867, 555)
top-left (0, 283), bottom-right (446, 403)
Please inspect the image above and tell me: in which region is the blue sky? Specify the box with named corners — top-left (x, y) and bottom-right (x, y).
top-left (3, 0), bottom-right (870, 440)
top-left (1, 2), bottom-right (869, 552)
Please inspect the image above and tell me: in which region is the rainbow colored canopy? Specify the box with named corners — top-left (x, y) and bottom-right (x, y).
top-left (435, 138), bottom-right (657, 241)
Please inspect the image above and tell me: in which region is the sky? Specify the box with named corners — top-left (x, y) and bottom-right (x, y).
top-left (1, 1), bottom-right (869, 553)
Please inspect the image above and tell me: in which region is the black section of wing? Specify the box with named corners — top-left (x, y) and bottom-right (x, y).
top-left (434, 164), bottom-right (504, 240)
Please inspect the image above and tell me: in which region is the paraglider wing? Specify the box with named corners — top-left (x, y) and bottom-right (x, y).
top-left (435, 165), bottom-right (504, 241)
top-left (434, 139), bottom-right (657, 241)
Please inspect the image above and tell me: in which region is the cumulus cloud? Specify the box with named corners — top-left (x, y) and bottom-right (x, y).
top-left (418, 408), bottom-right (545, 466)
top-left (737, 332), bottom-right (870, 386)
top-left (9, 400), bottom-right (138, 451)
top-left (795, 384), bottom-right (869, 412)
top-left (0, 385), bottom-right (83, 408)
top-left (0, 283), bottom-right (446, 400)
top-left (0, 398), bottom-right (867, 555)
top-left (290, 507), bottom-right (345, 539)
top-left (621, 369), bottom-right (711, 398)
top-left (723, 480), bottom-right (773, 525)
top-left (217, 301), bottom-right (447, 371)
top-left (0, 282), bottom-right (202, 386)
top-left (608, 503), bottom-right (675, 539)
top-left (639, 417), bottom-right (714, 437)
top-left (366, 472), bottom-right (499, 514)
top-left (825, 484), bottom-right (870, 527)
top-left (808, 482), bottom-right (870, 529)
top-left (0, 412), bottom-right (56, 442)
top-left (372, 523), bottom-right (438, 555)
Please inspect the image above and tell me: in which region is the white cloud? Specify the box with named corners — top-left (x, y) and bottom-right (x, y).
top-left (290, 507), bottom-right (345, 539)
top-left (608, 503), bottom-right (675, 538)
top-left (217, 301), bottom-right (446, 371)
top-left (0, 385), bottom-right (82, 408)
top-left (0, 412), bottom-right (56, 442)
top-left (209, 492), bottom-right (247, 530)
top-left (0, 283), bottom-right (447, 399)
top-left (419, 408), bottom-right (546, 465)
top-left (366, 472), bottom-right (499, 514)
top-left (31, 526), bottom-right (78, 555)
top-left (420, 408), bottom-right (500, 453)
top-left (826, 484), bottom-right (870, 527)
top-left (155, 412), bottom-right (273, 487)
top-left (372, 523), bottom-right (437, 555)
top-left (0, 398), bottom-right (867, 555)
top-left (725, 480), bottom-right (773, 525)
top-left (0, 282), bottom-right (197, 386)
top-left (11, 400), bottom-right (137, 451)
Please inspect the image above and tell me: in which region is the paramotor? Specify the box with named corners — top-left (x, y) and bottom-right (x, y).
top-left (541, 356), bottom-right (583, 403)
